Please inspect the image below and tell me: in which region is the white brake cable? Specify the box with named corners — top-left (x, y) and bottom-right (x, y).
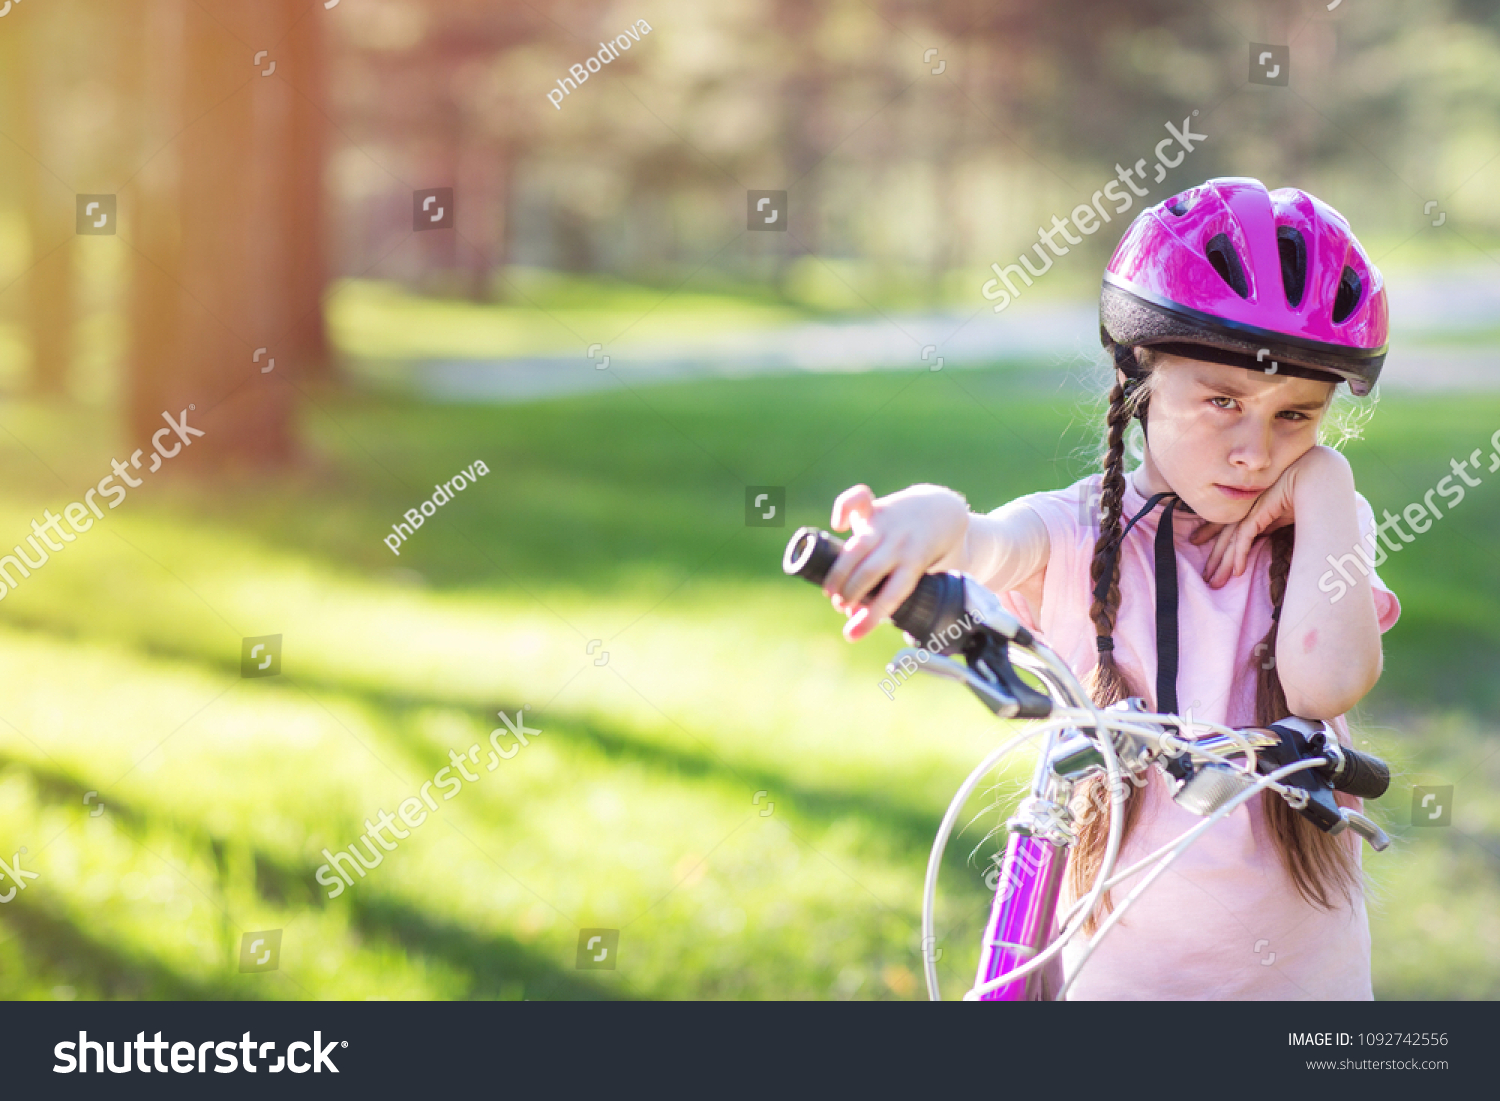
top-left (921, 670), bottom-right (1281, 1000)
top-left (1049, 757), bottom-right (1326, 1001)
top-left (956, 708), bottom-right (1132, 1001)
top-left (949, 710), bottom-right (1263, 996)
top-left (1098, 709), bottom-right (1270, 770)
top-left (985, 650), bottom-right (1133, 997)
top-left (920, 715), bottom-right (1080, 1001)
top-left (1050, 744), bottom-right (1311, 932)
top-left (908, 645), bottom-right (1102, 1002)
top-left (960, 722), bottom-right (1319, 1002)
top-left (923, 703), bottom-right (1127, 1002)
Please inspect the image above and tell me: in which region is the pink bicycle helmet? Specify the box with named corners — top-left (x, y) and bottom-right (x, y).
top-left (1100, 177), bottom-right (1388, 395)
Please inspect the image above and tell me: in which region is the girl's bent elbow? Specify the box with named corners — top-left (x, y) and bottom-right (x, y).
top-left (1282, 690), bottom-right (1353, 723)
top-left (1281, 664), bottom-right (1380, 721)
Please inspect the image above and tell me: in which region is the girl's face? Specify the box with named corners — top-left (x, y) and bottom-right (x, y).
top-left (1132, 353), bottom-right (1334, 524)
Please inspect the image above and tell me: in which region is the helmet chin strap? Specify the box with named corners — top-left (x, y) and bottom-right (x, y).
top-left (1130, 460), bottom-right (1200, 519)
top-left (1092, 488), bottom-right (1184, 715)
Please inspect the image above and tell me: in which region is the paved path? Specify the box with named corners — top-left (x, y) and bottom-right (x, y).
top-left (393, 268), bottom-right (1498, 404)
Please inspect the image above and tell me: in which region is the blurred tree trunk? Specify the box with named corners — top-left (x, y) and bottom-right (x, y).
top-left (126, 0), bottom-right (326, 467)
top-left (5, 19), bottom-right (73, 396)
top-left (458, 129), bottom-right (504, 301)
top-left (282, 6), bottom-right (332, 379)
top-left (419, 98), bottom-right (463, 292)
top-left (125, 0), bottom-right (186, 453)
top-left (760, 0), bottom-right (821, 291)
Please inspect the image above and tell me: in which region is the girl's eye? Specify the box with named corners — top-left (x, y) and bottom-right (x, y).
top-left (1278, 410), bottom-right (1309, 422)
top-left (1209, 396), bottom-right (1236, 410)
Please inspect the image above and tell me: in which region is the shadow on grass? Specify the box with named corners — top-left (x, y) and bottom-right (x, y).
top-left (0, 619), bottom-right (1016, 882)
top-left (0, 753), bottom-right (618, 1001)
top-left (0, 901), bottom-right (242, 1000)
top-left (346, 895), bottom-right (617, 1001)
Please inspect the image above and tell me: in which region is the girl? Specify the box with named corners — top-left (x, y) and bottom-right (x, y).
top-left (821, 177), bottom-right (1401, 999)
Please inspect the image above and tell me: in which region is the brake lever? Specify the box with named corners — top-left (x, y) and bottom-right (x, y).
top-left (891, 648), bottom-right (1023, 717)
top-left (965, 629), bottom-right (1052, 719)
top-left (1257, 722), bottom-right (1343, 833)
top-left (1333, 808), bottom-right (1391, 852)
top-left (1258, 722), bottom-right (1391, 850)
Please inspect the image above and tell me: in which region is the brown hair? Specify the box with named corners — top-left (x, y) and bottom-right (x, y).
top-left (1068, 351), bottom-right (1360, 930)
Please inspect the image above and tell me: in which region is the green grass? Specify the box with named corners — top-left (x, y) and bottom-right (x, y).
top-left (0, 366), bottom-right (1496, 999)
top-left (326, 273), bottom-right (813, 365)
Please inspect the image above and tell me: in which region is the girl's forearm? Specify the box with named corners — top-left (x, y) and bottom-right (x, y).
top-left (1278, 458), bottom-right (1383, 718)
top-left (937, 499), bottom-right (1049, 593)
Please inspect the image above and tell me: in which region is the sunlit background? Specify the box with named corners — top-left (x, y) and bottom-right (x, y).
top-left (0, 0), bottom-right (1497, 1000)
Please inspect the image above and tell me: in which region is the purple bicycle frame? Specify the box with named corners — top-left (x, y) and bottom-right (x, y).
top-left (973, 830), bottom-right (1067, 1000)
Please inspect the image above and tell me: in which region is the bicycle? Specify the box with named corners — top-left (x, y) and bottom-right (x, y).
top-left (783, 526), bottom-right (1392, 1001)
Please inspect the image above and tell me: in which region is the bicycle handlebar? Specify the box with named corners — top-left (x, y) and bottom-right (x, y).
top-left (783, 525), bottom-right (1393, 999)
top-left (787, 526), bottom-right (1392, 823)
top-left (785, 527), bottom-right (1053, 717)
top-left (783, 526), bottom-right (1031, 648)
top-left (1317, 733), bottom-right (1391, 800)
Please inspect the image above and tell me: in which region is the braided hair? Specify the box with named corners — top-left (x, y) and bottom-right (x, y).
top-left (1068, 373), bottom-right (1152, 923)
top-left (1067, 352), bottom-right (1360, 930)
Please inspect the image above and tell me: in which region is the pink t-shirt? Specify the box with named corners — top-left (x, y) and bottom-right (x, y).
top-left (996, 470), bottom-right (1401, 1000)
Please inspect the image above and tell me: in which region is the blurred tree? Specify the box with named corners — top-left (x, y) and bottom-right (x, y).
top-left (282, 3), bottom-right (333, 378)
top-left (125, 0), bottom-right (329, 466)
top-left (339, 0), bottom-right (529, 300)
top-left (2, 16), bottom-right (73, 396)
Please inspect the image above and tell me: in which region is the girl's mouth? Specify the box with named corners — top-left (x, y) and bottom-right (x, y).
top-left (1213, 483), bottom-right (1265, 500)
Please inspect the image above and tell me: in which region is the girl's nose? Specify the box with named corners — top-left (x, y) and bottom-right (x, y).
top-left (1227, 418), bottom-right (1273, 469)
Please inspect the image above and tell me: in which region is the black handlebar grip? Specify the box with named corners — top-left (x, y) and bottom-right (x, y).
top-left (1330, 745), bottom-right (1391, 800)
top-left (782, 528), bottom-right (968, 650)
top-left (783, 527), bottom-right (844, 588)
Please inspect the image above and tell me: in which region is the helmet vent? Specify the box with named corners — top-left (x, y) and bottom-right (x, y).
top-left (1167, 195), bottom-right (1190, 216)
top-left (1332, 266), bottom-right (1363, 324)
top-left (1204, 234), bottom-right (1249, 298)
top-left (1277, 226), bottom-right (1307, 308)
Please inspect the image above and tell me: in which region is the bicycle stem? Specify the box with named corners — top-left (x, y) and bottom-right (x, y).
top-left (970, 644), bottom-right (1118, 1001)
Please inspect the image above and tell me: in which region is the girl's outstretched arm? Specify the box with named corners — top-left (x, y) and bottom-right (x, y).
top-left (952, 497), bottom-right (1050, 597)
top-left (824, 484), bottom-right (1048, 641)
